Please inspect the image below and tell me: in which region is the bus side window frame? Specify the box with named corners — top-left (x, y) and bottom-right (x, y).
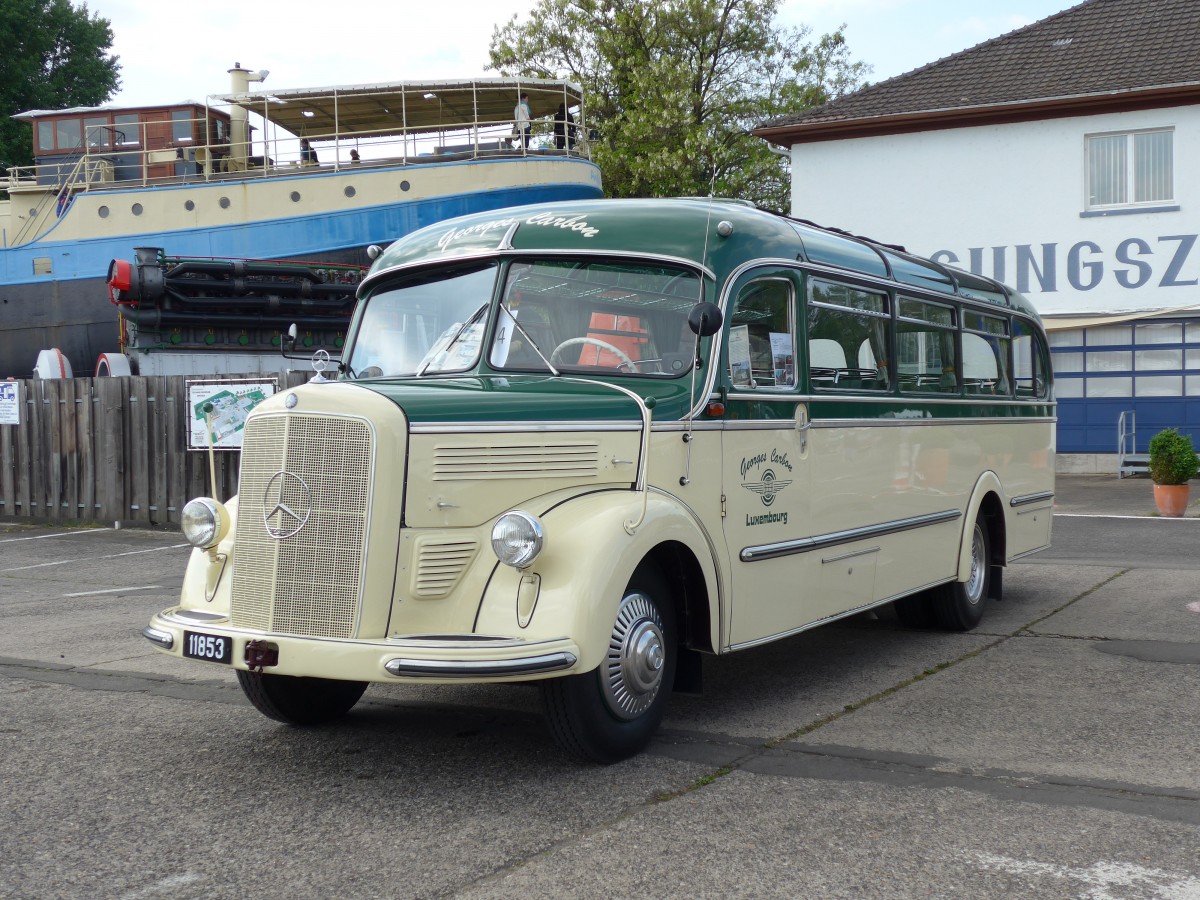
top-left (725, 273), bottom-right (798, 392)
top-left (1013, 316), bottom-right (1051, 400)
top-left (896, 295), bottom-right (959, 394)
top-left (805, 275), bottom-right (893, 393)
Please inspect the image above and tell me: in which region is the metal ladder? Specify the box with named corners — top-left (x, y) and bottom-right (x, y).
top-left (1117, 410), bottom-right (1148, 478)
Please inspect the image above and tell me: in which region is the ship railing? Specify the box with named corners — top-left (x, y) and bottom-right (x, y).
top-left (4, 112), bottom-right (592, 198)
top-left (5, 149), bottom-right (106, 246)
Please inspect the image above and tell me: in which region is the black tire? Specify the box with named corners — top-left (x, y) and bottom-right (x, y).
top-left (932, 518), bottom-right (991, 631)
top-left (541, 564), bottom-right (676, 763)
top-left (894, 590), bottom-right (938, 629)
top-left (236, 670), bottom-right (368, 725)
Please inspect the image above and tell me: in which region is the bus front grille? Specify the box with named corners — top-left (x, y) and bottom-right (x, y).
top-left (230, 413), bottom-right (374, 638)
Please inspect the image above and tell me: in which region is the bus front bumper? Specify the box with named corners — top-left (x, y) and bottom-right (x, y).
top-left (144, 607), bottom-right (580, 684)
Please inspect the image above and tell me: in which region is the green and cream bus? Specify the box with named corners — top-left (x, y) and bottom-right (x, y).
top-left (145, 198), bottom-right (1054, 762)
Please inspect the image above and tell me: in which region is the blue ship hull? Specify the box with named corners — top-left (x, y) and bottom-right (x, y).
top-left (1, 178), bottom-right (602, 377)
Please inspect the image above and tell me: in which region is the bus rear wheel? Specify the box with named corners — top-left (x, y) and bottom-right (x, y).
top-left (541, 564), bottom-right (676, 763)
top-left (236, 670), bottom-right (368, 725)
top-left (932, 519), bottom-right (991, 631)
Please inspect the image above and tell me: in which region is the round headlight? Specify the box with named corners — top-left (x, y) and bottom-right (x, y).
top-left (181, 497), bottom-right (229, 550)
top-left (491, 511), bottom-right (544, 569)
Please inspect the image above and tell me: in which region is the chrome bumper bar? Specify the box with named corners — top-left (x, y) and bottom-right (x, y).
top-left (383, 651), bottom-right (578, 678)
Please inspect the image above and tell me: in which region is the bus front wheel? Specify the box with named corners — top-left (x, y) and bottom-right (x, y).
top-left (236, 670), bottom-right (368, 725)
top-left (541, 564), bottom-right (676, 763)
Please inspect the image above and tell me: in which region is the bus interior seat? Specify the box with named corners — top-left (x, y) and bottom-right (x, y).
top-left (810, 338), bottom-right (846, 384)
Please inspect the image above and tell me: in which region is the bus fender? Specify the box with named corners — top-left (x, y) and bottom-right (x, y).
top-left (957, 472), bottom-right (1004, 583)
top-left (474, 490), bottom-right (722, 673)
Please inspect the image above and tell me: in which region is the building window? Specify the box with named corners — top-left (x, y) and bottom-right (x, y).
top-left (171, 109), bottom-right (193, 142)
top-left (1085, 129), bottom-right (1173, 210)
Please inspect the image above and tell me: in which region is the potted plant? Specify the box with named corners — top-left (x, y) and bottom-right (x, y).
top-left (1148, 427), bottom-right (1199, 517)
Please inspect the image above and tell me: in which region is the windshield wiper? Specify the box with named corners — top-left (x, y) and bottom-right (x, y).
top-left (497, 302), bottom-right (560, 376)
top-left (416, 303), bottom-right (488, 376)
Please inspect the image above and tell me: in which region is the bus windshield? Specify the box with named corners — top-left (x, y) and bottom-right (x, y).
top-left (490, 259), bottom-right (703, 377)
top-left (346, 263), bottom-right (499, 377)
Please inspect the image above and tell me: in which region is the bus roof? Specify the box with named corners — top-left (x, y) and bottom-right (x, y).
top-left (365, 198), bottom-right (1039, 320)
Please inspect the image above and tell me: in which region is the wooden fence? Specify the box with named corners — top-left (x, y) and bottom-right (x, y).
top-left (0, 373), bottom-right (306, 525)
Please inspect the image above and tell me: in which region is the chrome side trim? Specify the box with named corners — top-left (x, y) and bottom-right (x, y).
top-left (410, 421), bottom-right (640, 434)
top-left (811, 416), bottom-right (1058, 426)
top-left (142, 627), bottom-right (174, 650)
top-left (741, 509), bottom-right (962, 562)
top-left (1009, 544), bottom-right (1051, 562)
top-left (1010, 491), bottom-right (1055, 508)
top-left (383, 651), bottom-right (578, 678)
top-left (820, 546), bottom-right (880, 565)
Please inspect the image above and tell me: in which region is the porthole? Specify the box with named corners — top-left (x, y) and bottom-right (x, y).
top-left (184, 200), bottom-right (195, 211)
top-left (131, 203), bottom-right (143, 216)
top-left (290, 191), bottom-right (301, 202)
top-left (219, 196), bottom-right (230, 209)
top-left (98, 206), bottom-right (109, 218)
top-left (400, 180), bottom-right (411, 192)
top-left (344, 186), bottom-right (356, 198)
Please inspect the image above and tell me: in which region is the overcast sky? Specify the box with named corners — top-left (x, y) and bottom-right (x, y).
top-left (90, 0), bottom-right (1079, 108)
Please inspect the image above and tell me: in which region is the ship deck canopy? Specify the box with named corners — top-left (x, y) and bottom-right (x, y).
top-left (211, 77), bottom-right (585, 140)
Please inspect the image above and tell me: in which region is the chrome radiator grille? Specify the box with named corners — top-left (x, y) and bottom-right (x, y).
top-left (230, 413), bottom-right (373, 638)
top-left (432, 442), bottom-right (599, 481)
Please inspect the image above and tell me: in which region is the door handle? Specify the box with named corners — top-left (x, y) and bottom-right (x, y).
top-left (795, 403), bottom-right (810, 453)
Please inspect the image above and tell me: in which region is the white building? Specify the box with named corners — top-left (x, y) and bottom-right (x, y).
top-left (755, 0), bottom-right (1200, 471)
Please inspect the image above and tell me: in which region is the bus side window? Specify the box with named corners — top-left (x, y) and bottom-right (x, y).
top-left (897, 297), bottom-right (958, 393)
top-left (729, 279), bottom-right (795, 389)
top-left (963, 311), bottom-right (1011, 396)
top-left (808, 279), bottom-right (890, 391)
top-left (1013, 319), bottom-right (1048, 399)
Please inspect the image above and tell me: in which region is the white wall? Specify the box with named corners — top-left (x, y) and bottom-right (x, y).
top-left (789, 106), bottom-right (1200, 316)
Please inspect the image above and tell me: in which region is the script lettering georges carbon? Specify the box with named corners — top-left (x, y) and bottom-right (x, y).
top-left (741, 448), bottom-right (793, 512)
top-left (262, 471), bottom-right (313, 540)
top-left (436, 211), bottom-right (599, 252)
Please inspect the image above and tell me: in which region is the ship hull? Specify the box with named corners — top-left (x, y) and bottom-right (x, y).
top-left (1, 156), bottom-right (603, 376)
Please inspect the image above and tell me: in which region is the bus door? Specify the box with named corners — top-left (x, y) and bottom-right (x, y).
top-left (720, 269), bottom-right (813, 647)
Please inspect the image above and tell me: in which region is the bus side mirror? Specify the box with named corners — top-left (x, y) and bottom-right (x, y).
top-left (284, 323), bottom-right (298, 352)
top-left (688, 302), bottom-right (723, 337)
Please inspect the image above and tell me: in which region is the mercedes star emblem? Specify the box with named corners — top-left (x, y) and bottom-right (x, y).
top-left (262, 471), bottom-right (312, 539)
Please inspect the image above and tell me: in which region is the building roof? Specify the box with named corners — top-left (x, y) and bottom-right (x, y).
top-left (755, 0), bottom-right (1200, 144)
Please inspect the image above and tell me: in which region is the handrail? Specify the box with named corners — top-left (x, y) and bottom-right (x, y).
top-left (1117, 409), bottom-right (1137, 478)
top-left (8, 149), bottom-right (94, 246)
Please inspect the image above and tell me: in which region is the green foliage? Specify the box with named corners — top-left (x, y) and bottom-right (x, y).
top-left (0, 0), bottom-right (121, 176)
top-left (1148, 427), bottom-right (1199, 485)
top-left (488, 0), bottom-right (869, 210)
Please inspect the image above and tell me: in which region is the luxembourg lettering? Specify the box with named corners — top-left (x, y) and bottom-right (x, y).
top-left (437, 211), bottom-right (600, 251)
top-left (931, 233), bottom-right (1199, 295)
top-left (746, 512), bottom-right (788, 526)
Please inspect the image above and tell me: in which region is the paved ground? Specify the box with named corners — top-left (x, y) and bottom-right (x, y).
top-left (2, 474), bottom-right (1199, 899)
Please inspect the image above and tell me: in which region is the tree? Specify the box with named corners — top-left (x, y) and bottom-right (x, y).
top-left (489, 0), bottom-right (869, 210)
top-left (0, 0), bottom-right (121, 176)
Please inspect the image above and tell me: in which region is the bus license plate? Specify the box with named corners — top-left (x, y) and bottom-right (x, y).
top-left (182, 631), bottom-right (233, 665)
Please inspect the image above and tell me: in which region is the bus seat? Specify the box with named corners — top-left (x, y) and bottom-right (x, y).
top-left (810, 339), bottom-right (846, 384)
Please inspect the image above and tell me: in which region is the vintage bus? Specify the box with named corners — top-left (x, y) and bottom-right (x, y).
top-left (144, 198), bottom-right (1055, 762)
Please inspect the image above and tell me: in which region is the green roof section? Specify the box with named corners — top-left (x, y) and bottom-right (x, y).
top-left (361, 198), bottom-right (1039, 319)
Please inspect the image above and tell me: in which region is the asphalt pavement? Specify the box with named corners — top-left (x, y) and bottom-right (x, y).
top-left (2, 475), bottom-right (1199, 899)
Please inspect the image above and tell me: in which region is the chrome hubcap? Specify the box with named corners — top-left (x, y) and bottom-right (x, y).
top-left (600, 591), bottom-right (666, 720)
top-left (965, 525), bottom-right (986, 604)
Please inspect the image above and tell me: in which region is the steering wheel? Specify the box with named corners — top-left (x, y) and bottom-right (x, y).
top-left (549, 336), bottom-right (639, 372)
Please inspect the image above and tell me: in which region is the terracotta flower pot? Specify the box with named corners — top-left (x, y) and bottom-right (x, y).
top-left (1153, 483), bottom-right (1191, 517)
